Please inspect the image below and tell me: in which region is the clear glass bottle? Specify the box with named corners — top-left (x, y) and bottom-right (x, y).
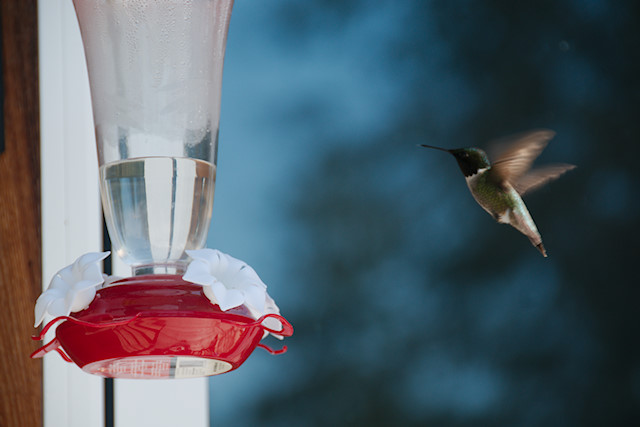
top-left (72, 0), bottom-right (234, 275)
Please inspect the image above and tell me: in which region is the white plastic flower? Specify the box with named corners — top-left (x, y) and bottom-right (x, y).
top-left (183, 249), bottom-right (282, 330)
top-left (34, 252), bottom-right (110, 327)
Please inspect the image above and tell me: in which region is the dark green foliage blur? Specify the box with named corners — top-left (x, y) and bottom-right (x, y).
top-left (217, 1), bottom-right (640, 425)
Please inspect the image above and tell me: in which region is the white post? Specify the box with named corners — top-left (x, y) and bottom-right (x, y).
top-left (39, 0), bottom-right (103, 425)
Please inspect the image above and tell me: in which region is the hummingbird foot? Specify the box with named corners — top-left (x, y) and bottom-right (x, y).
top-left (536, 242), bottom-right (547, 257)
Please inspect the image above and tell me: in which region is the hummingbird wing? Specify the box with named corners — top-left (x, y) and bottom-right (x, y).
top-left (490, 129), bottom-right (556, 185)
top-left (514, 163), bottom-right (576, 195)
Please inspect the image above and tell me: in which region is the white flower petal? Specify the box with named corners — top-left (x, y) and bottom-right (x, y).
top-left (186, 248), bottom-right (217, 263)
top-left (183, 259), bottom-right (216, 286)
top-left (80, 266), bottom-right (107, 285)
top-left (224, 255), bottom-right (246, 274)
top-left (48, 274), bottom-right (69, 291)
top-left (202, 284), bottom-right (218, 305)
top-left (33, 252), bottom-right (109, 327)
top-left (183, 248), bottom-right (286, 338)
top-left (238, 265), bottom-right (264, 287)
top-left (47, 298), bottom-right (71, 318)
top-left (211, 282), bottom-right (245, 311)
top-left (76, 251), bottom-right (110, 270)
top-left (72, 278), bottom-right (103, 292)
top-left (243, 285), bottom-right (266, 313)
top-left (34, 291), bottom-right (62, 327)
top-left (69, 287), bottom-right (97, 313)
top-left (264, 293), bottom-right (281, 316)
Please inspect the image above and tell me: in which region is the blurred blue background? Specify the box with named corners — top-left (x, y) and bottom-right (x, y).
top-left (206, 1), bottom-right (639, 425)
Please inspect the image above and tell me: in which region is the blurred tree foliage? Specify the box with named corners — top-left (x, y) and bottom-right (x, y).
top-left (243, 1), bottom-right (640, 425)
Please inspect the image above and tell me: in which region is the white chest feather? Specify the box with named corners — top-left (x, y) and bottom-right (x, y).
top-left (464, 168), bottom-right (489, 185)
top-left (464, 167), bottom-right (489, 187)
top-left (496, 208), bottom-right (512, 224)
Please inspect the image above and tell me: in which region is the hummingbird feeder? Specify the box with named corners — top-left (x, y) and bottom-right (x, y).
top-left (31, 0), bottom-right (292, 379)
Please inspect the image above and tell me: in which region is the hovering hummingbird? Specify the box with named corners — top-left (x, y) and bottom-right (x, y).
top-left (421, 129), bottom-right (575, 257)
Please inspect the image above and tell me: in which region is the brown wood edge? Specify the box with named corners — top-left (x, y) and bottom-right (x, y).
top-left (0, 1), bottom-right (43, 426)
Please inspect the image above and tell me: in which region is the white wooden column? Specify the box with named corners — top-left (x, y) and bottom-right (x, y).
top-left (39, 1), bottom-right (208, 426)
top-left (39, 0), bottom-right (104, 425)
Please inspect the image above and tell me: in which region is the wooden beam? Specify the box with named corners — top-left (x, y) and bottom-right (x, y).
top-left (0, 1), bottom-right (42, 427)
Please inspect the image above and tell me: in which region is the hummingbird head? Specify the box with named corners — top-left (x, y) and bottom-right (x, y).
top-left (421, 145), bottom-right (491, 177)
top-left (449, 148), bottom-right (491, 177)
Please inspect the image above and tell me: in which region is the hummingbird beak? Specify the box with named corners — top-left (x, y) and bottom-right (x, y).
top-left (419, 144), bottom-right (451, 153)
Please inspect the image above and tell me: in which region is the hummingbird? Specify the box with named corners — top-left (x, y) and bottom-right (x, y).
top-left (420, 129), bottom-right (575, 257)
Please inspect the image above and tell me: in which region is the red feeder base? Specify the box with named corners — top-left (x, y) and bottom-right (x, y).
top-left (31, 275), bottom-right (293, 379)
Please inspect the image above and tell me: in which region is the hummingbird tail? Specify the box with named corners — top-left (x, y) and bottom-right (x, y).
top-left (536, 243), bottom-right (547, 257)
